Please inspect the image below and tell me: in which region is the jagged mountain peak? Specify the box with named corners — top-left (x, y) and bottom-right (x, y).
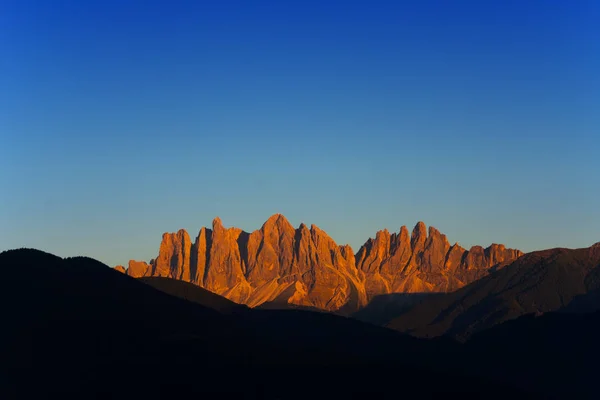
top-left (117, 216), bottom-right (522, 312)
top-left (212, 216), bottom-right (224, 230)
top-left (413, 221), bottom-right (427, 235)
top-left (261, 213), bottom-right (295, 233)
top-left (399, 225), bottom-right (409, 237)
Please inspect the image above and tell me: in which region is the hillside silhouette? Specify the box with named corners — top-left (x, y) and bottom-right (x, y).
top-left (464, 309), bottom-right (600, 397)
top-left (1, 248), bottom-right (539, 399)
top-left (139, 276), bottom-right (248, 313)
top-left (351, 292), bottom-right (444, 325)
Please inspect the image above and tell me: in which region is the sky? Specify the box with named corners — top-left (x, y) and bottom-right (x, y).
top-left (1, 0), bottom-right (599, 267)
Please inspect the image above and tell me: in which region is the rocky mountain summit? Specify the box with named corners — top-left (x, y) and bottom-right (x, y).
top-left (115, 214), bottom-right (522, 311)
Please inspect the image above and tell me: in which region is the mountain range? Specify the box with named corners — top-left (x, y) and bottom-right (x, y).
top-left (114, 214), bottom-right (523, 311)
top-left (6, 214), bottom-right (600, 398)
top-left (5, 246), bottom-right (600, 398)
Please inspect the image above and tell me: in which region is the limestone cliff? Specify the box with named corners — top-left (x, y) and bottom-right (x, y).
top-left (355, 224), bottom-right (524, 298)
top-left (116, 215), bottom-right (522, 311)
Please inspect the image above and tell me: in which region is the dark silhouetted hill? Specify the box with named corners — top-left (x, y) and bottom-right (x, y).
top-left (139, 276), bottom-right (248, 313)
top-left (351, 292), bottom-right (444, 325)
top-left (463, 309), bottom-right (600, 398)
top-left (1, 248), bottom-right (536, 399)
top-left (388, 243), bottom-right (600, 340)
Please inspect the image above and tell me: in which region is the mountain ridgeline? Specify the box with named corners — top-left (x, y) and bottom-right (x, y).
top-left (388, 242), bottom-right (600, 340)
top-left (115, 214), bottom-right (522, 311)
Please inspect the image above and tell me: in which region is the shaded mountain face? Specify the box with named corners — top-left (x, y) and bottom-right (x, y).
top-left (117, 214), bottom-right (522, 311)
top-left (388, 243), bottom-right (600, 340)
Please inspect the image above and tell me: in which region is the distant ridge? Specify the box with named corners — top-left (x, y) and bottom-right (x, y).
top-left (114, 214), bottom-right (522, 311)
top-left (388, 243), bottom-right (600, 340)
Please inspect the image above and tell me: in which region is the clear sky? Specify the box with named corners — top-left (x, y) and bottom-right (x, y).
top-left (1, 0), bottom-right (599, 267)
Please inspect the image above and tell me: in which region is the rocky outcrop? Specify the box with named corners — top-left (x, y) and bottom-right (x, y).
top-left (127, 260), bottom-right (150, 278)
top-left (355, 223), bottom-right (524, 297)
top-left (153, 229), bottom-right (192, 280)
top-left (114, 265), bottom-right (126, 274)
top-left (118, 215), bottom-right (522, 311)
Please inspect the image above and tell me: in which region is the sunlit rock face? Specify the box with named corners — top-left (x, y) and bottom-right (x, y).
top-left (126, 260), bottom-right (151, 278)
top-left (114, 265), bottom-right (126, 274)
top-left (116, 215), bottom-right (522, 311)
top-left (356, 223), bottom-right (523, 298)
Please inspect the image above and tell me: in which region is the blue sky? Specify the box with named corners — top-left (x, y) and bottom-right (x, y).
top-left (1, 0), bottom-right (599, 267)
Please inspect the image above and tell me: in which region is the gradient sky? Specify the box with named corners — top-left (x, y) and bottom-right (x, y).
top-left (1, 0), bottom-right (599, 267)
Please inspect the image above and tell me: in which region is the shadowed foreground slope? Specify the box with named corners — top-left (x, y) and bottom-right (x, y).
top-left (0, 249), bottom-right (533, 399)
top-left (139, 276), bottom-right (248, 313)
top-left (464, 309), bottom-right (600, 398)
top-left (351, 292), bottom-right (444, 325)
